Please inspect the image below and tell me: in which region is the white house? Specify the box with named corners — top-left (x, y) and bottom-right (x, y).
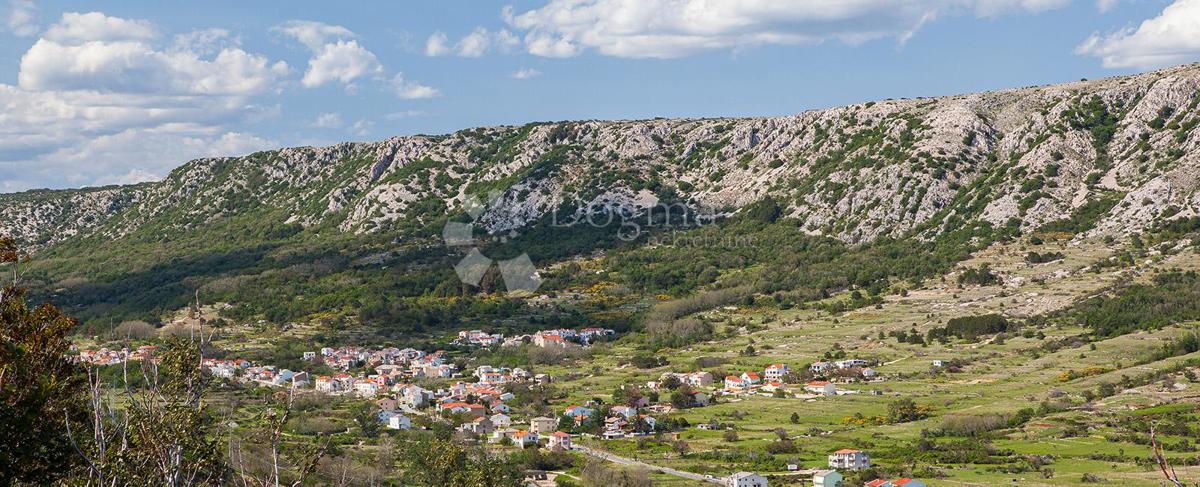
top-left (805, 380), bottom-right (837, 396)
top-left (828, 449), bottom-right (871, 470)
top-left (813, 470), bottom-right (843, 487)
top-left (764, 364), bottom-right (790, 381)
top-left (726, 471), bottom-right (768, 487)
top-left (511, 430), bottom-right (538, 448)
top-left (490, 413), bottom-right (512, 428)
top-left (388, 414), bottom-right (412, 430)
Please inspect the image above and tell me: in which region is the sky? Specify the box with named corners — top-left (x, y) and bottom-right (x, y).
top-left (1, 0), bottom-right (1198, 193)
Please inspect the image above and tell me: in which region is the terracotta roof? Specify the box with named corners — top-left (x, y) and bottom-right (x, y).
top-left (834, 448), bottom-right (861, 454)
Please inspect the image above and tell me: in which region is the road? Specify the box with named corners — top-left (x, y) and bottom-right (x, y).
top-left (571, 443), bottom-right (725, 485)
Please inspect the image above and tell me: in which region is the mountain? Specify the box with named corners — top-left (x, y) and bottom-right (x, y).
top-left (4, 64), bottom-right (1200, 330)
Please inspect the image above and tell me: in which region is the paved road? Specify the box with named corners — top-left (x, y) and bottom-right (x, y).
top-left (571, 444), bottom-right (725, 484)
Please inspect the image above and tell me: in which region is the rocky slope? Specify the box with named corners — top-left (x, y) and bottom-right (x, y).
top-left (5, 64), bottom-right (1200, 252)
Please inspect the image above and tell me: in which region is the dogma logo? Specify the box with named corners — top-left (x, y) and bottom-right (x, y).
top-left (442, 192), bottom-right (544, 292)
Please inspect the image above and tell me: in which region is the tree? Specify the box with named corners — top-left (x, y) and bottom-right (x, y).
top-left (79, 338), bottom-right (230, 485)
top-left (400, 437), bottom-right (521, 487)
top-left (0, 236), bottom-right (90, 484)
top-left (351, 401), bottom-right (381, 438)
top-left (790, 412), bottom-right (800, 424)
top-left (669, 389), bottom-right (693, 410)
top-left (887, 398), bottom-right (926, 423)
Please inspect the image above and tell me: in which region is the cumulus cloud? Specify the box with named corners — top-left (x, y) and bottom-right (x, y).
top-left (504, 0), bottom-right (1071, 59)
top-left (5, 0), bottom-right (37, 36)
top-left (301, 39), bottom-right (383, 88)
top-left (0, 12), bottom-right (286, 192)
top-left (511, 67), bottom-right (542, 79)
top-left (425, 31), bottom-right (452, 56)
top-left (20, 12), bottom-right (287, 95)
top-left (1076, 0), bottom-right (1200, 69)
top-left (275, 20), bottom-right (383, 89)
top-left (425, 28), bottom-right (519, 57)
top-left (391, 73), bottom-right (440, 99)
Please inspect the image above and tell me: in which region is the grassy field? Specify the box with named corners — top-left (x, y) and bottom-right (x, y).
top-left (530, 237), bottom-right (1200, 485)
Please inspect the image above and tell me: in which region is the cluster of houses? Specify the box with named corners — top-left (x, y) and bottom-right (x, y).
top-left (451, 327), bottom-right (617, 349)
top-left (452, 329), bottom-right (503, 347)
top-left (311, 348), bottom-right (455, 397)
top-left (201, 358), bottom-right (311, 388)
top-left (810, 359), bottom-right (878, 380)
top-left (503, 327), bottom-right (616, 349)
top-left (719, 364), bottom-right (841, 397)
top-left (75, 345), bottom-right (159, 365)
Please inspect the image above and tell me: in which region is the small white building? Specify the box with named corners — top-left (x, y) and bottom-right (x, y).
top-left (726, 471), bottom-right (768, 487)
top-left (490, 413), bottom-right (512, 428)
top-left (828, 449), bottom-right (871, 470)
top-left (387, 415), bottom-right (412, 430)
top-left (813, 470), bottom-right (843, 487)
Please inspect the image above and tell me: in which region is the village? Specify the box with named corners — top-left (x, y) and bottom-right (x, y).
top-left (74, 326), bottom-right (931, 486)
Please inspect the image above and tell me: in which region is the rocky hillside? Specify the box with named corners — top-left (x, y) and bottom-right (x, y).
top-left (5, 64), bottom-right (1200, 252)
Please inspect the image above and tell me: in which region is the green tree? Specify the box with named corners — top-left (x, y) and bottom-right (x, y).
top-left (0, 236), bottom-right (89, 484)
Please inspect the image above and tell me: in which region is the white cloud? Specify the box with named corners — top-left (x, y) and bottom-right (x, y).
top-left (300, 39), bottom-right (383, 88)
top-left (172, 28), bottom-right (235, 55)
top-left (505, 0), bottom-right (1071, 59)
top-left (1076, 0), bottom-right (1200, 69)
top-left (391, 73), bottom-right (440, 99)
top-left (425, 31), bottom-right (452, 56)
top-left (312, 112), bottom-right (344, 128)
top-left (426, 28), bottom-right (520, 57)
top-left (5, 0), bottom-right (37, 36)
top-left (275, 20), bottom-right (383, 89)
top-left (20, 12), bottom-right (288, 96)
top-left (44, 11), bottom-right (157, 43)
top-left (0, 12), bottom-right (285, 192)
top-left (272, 20), bottom-right (355, 51)
top-left (511, 67), bottom-right (542, 79)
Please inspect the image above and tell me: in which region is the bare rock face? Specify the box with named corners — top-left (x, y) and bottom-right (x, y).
top-left (6, 64), bottom-right (1200, 251)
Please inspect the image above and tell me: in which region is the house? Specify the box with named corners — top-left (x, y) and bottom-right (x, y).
top-left (931, 360), bottom-right (945, 367)
top-left (685, 371), bottom-right (714, 387)
top-left (812, 470), bottom-right (843, 487)
top-left (530, 416), bottom-right (558, 435)
top-left (377, 397), bottom-right (398, 412)
top-left (610, 405), bottom-right (638, 419)
top-left (740, 372), bottom-right (761, 385)
top-left (302, 351), bottom-right (316, 361)
top-left (761, 381), bottom-right (787, 394)
top-left (563, 405), bottom-right (594, 423)
top-left (460, 416), bottom-right (495, 435)
top-left (764, 364), bottom-right (790, 381)
top-left (490, 413), bottom-right (512, 428)
top-left (386, 414), bottom-right (412, 430)
top-left (805, 380), bottom-right (837, 396)
top-left (828, 449), bottom-right (871, 470)
top-left (726, 471), bottom-right (768, 487)
top-left (692, 392), bottom-right (711, 407)
top-left (511, 430), bottom-right (539, 448)
top-left (547, 431), bottom-right (572, 450)
top-left (724, 374), bottom-right (744, 391)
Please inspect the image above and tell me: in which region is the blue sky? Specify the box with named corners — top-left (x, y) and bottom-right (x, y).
top-left (1, 0), bottom-right (1198, 192)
